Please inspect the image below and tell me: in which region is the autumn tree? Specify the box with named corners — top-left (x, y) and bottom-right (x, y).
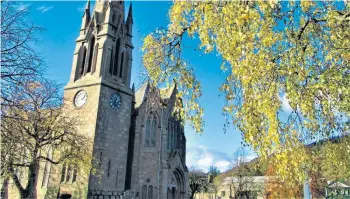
top-left (1, 77), bottom-right (92, 198)
top-left (227, 147), bottom-right (258, 199)
top-left (142, 0), bottom-right (350, 185)
top-left (0, 3), bottom-right (92, 198)
top-left (318, 136), bottom-right (350, 181)
top-left (263, 159), bottom-right (303, 198)
top-left (1, 1), bottom-right (44, 108)
top-left (188, 166), bottom-right (208, 199)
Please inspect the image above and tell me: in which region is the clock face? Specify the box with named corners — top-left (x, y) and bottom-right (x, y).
top-left (74, 90), bottom-right (87, 108)
top-left (110, 93), bottom-right (121, 111)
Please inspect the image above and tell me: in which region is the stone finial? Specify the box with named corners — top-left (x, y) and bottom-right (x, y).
top-left (132, 83), bottom-right (135, 93)
top-left (126, 3), bottom-right (133, 24)
top-left (173, 78), bottom-right (177, 88)
top-left (85, 0), bottom-right (90, 11)
top-left (126, 3), bottom-right (133, 36)
top-left (81, 0), bottom-right (91, 29)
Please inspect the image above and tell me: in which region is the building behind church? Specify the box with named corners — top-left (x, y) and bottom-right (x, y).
top-left (2, 1), bottom-right (188, 199)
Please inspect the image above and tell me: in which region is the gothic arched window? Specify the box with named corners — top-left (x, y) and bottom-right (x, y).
top-left (151, 115), bottom-right (156, 147)
top-left (107, 159), bottom-right (111, 177)
top-left (145, 113), bottom-right (156, 148)
top-left (119, 51), bottom-right (124, 78)
top-left (176, 125), bottom-right (181, 149)
top-left (174, 124), bottom-right (177, 149)
top-left (113, 38), bottom-right (121, 76)
top-left (91, 43), bottom-right (99, 74)
top-left (148, 185), bottom-right (153, 199)
top-left (79, 46), bottom-right (87, 78)
top-left (172, 123), bottom-right (175, 150)
top-left (169, 122), bottom-right (174, 150)
top-left (87, 36), bottom-right (95, 73)
top-left (167, 121), bottom-right (171, 150)
top-left (109, 48), bottom-right (114, 74)
top-left (66, 164), bottom-right (72, 182)
top-left (99, 151), bottom-right (103, 167)
top-left (142, 185), bottom-right (147, 199)
top-left (72, 165), bottom-right (77, 183)
top-left (145, 117), bottom-right (151, 147)
top-left (60, 163), bottom-right (66, 183)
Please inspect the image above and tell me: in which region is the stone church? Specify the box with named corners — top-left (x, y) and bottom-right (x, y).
top-left (46, 1), bottom-right (188, 199)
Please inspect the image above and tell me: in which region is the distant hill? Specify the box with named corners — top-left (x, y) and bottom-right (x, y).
top-left (215, 135), bottom-right (350, 185)
top-left (214, 157), bottom-right (269, 184)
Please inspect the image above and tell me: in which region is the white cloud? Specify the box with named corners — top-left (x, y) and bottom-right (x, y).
top-left (186, 145), bottom-right (260, 173)
top-left (186, 145), bottom-right (231, 172)
top-left (214, 161), bottom-right (231, 172)
top-left (37, 5), bottom-right (53, 13)
top-left (280, 94), bottom-right (293, 113)
top-left (16, 3), bottom-right (30, 11)
top-left (197, 152), bottom-right (213, 168)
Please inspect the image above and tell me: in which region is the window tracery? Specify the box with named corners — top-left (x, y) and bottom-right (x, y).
top-left (145, 113), bottom-right (156, 148)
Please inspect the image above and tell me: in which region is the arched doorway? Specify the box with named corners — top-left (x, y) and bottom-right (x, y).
top-left (167, 168), bottom-right (185, 199)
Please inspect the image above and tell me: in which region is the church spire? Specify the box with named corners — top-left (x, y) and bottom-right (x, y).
top-left (85, 0), bottom-right (90, 11)
top-left (71, 0), bottom-right (133, 86)
top-left (126, 3), bottom-right (133, 24)
top-left (81, 0), bottom-right (91, 30)
top-left (126, 3), bottom-right (133, 36)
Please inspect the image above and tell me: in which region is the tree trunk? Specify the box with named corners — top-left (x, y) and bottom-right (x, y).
top-left (21, 147), bottom-right (40, 199)
top-left (1, 178), bottom-right (9, 198)
top-left (20, 161), bottom-right (38, 198)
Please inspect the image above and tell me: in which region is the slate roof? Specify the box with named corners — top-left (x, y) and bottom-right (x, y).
top-left (134, 81), bottom-right (149, 108)
top-left (134, 81), bottom-right (176, 108)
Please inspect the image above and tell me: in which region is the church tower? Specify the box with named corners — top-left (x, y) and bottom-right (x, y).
top-left (57, 0), bottom-right (134, 197)
top-left (69, 0), bottom-right (133, 85)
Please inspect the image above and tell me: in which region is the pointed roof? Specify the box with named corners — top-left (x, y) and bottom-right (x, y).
top-left (328, 181), bottom-right (350, 188)
top-left (132, 83), bottom-right (135, 93)
top-left (135, 81), bottom-right (149, 108)
top-left (160, 79), bottom-right (177, 100)
top-left (160, 84), bottom-right (176, 99)
top-left (84, 0), bottom-right (90, 17)
top-left (85, 0), bottom-right (90, 10)
top-left (126, 3), bottom-right (133, 23)
top-left (134, 81), bottom-right (177, 109)
top-left (80, 0), bottom-right (91, 29)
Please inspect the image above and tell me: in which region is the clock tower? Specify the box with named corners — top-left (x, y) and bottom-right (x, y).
top-left (58, 0), bottom-right (134, 196)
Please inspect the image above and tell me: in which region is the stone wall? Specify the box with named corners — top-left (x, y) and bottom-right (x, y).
top-left (88, 84), bottom-right (133, 192)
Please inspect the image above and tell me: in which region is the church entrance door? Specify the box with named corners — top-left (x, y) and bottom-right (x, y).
top-left (167, 168), bottom-right (185, 199)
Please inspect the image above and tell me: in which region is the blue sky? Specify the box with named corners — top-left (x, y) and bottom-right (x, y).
top-left (19, 1), bottom-right (265, 172)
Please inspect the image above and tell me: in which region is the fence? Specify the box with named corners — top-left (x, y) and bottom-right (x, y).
top-left (88, 189), bottom-right (136, 199)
